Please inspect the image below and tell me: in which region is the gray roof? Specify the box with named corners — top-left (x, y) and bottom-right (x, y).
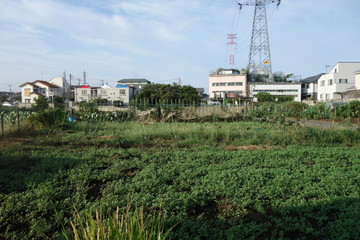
top-left (300, 73), bottom-right (324, 83)
top-left (354, 69), bottom-right (360, 74)
top-left (118, 78), bottom-right (151, 84)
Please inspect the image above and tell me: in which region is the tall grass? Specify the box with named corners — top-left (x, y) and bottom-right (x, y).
top-left (73, 121), bottom-right (360, 147)
top-left (62, 204), bottom-right (171, 240)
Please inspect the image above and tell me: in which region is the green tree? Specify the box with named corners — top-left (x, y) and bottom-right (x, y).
top-left (135, 83), bottom-right (200, 105)
top-left (34, 96), bottom-right (49, 111)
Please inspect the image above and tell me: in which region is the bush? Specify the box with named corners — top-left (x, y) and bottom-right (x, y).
top-left (27, 108), bottom-right (68, 127)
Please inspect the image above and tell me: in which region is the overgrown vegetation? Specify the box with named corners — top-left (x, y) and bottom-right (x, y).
top-left (0, 121), bottom-right (360, 239)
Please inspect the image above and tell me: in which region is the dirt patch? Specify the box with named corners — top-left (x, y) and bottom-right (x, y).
top-left (0, 137), bottom-right (34, 148)
top-left (224, 145), bottom-right (273, 151)
top-left (96, 135), bottom-right (115, 140)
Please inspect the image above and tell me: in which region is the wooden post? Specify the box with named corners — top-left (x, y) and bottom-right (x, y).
top-left (17, 110), bottom-right (20, 131)
top-left (1, 113), bottom-right (4, 137)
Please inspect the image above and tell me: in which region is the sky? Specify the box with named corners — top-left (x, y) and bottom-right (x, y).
top-left (1, 0), bottom-right (360, 93)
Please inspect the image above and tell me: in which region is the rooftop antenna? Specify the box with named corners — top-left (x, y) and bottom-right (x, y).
top-left (237, 0), bottom-right (281, 81)
top-left (325, 64), bottom-right (331, 73)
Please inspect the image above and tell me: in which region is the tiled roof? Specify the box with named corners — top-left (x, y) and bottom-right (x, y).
top-left (19, 82), bottom-right (37, 87)
top-left (33, 80), bottom-right (59, 88)
top-left (300, 73), bottom-right (324, 83)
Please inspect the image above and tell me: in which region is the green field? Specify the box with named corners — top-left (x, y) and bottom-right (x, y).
top-left (1, 121), bottom-right (360, 239)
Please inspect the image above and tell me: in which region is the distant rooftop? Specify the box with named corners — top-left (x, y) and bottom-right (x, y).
top-left (300, 73), bottom-right (324, 83)
top-left (118, 78), bottom-right (151, 83)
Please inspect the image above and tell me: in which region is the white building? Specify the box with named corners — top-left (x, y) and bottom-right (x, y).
top-left (19, 77), bottom-right (69, 104)
top-left (317, 62), bottom-right (360, 102)
top-left (333, 69), bottom-right (360, 101)
top-left (250, 82), bottom-right (302, 102)
top-left (74, 84), bottom-right (135, 106)
top-left (300, 73), bottom-right (323, 101)
top-left (208, 68), bottom-right (248, 102)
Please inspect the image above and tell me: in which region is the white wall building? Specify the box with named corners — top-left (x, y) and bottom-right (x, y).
top-left (300, 73), bottom-right (323, 100)
top-left (19, 78), bottom-right (69, 104)
top-left (75, 84), bottom-right (135, 105)
top-left (317, 62), bottom-right (360, 102)
top-left (250, 82), bottom-right (302, 102)
top-left (209, 69), bottom-right (247, 101)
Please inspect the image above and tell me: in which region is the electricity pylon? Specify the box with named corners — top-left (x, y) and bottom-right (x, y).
top-left (238, 0), bottom-right (280, 81)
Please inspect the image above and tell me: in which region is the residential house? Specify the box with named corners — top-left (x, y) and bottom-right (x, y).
top-left (19, 77), bottom-right (70, 105)
top-left (75, 84), bottom-right (135, 106)
top-left (117, 78), bottom-right (151, 97)
top-left (208, 68), bottom-right (248, 103)
top-left (300, 73), bottom-right (323, 101)
top-left (250, 82), bottom-right (302, 102)
top-left (317, 62), bottom-right (360, 102)
top-left (333, 69), bottom-right (360, 101)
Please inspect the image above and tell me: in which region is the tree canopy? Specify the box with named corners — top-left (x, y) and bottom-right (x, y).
top-left (135, 83), bottom-right (200, 104)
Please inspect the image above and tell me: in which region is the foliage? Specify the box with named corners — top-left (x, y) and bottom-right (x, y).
top-left (1, 122), bottom-right (360, 239)
top-left (63, 205), bottom-right (171, 240)
top-left (255, 92), bottom-right (294, 103)
top-left (79, 102), bottom-right (98, 115)
top-left (113, 100), bottom-right (123, 107)
top-left (135, 84), bottom-right (200, 109)
top-left (34, 96), bottom-right (49, 111)
top-left (337, 100), bottom-right (360, 119)
top-left (92, 98), bottom-right (109, 106)
top-left (27, 108), bottom-right (69, 127)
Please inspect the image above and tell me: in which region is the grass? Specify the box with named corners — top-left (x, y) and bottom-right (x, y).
top-left (0, 121), bottom-right (360, 239)
top-left (62, 204), bottom-right (171, 240)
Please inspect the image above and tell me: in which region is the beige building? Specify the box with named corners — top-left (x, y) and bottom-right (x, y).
top-left (208, 69), bottom-right (247, 102)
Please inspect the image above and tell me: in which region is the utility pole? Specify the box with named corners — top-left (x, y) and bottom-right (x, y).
top-left (8, 85), bottom-right (12, 102)
top-left (83, 70), bottom-right (87, 85)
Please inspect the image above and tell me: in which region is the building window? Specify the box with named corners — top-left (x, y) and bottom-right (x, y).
top-left (328, 79), bottom-right (332, 86)
top-left (81, 90), bottom-right (87, 95)
top-left (219, 83), bottom-right (226, 86)
top-left (326, 94), bottom-right (330, 100)
top-left (212, 83), bottom-right (220, 86)
top-left (101, 90), bottom-right (107, 95)
top-left (320, 94), bottom-right (323, 100)
top-left (339, 79), bottom-right (348, 84)
top-left (320, 80), bottom-right (325, 87)
top-left (119, 89), bottom-right (126, 95)
top-left (24, 88), bottom-right (31, 97)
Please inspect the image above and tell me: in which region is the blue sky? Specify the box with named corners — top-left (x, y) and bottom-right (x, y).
top-left (1, 0), bottom-right (360, 92)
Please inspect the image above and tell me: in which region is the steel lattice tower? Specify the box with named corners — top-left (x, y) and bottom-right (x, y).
top-left (238, 0), bottom-right (280, 81)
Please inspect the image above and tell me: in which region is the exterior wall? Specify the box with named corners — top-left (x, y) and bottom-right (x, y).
top-left (250, 83), bottom-right (302, 102)
top-left (317, 62), bottom-right (360, 101)
top-left (75, 87), bottom-right (134, 104)
top-left (49, 77), bottom-right (70, 100)
top-left (21, 84), bottom-right (34, 104)
top-left (301, 82), bottom-right (317, 100)
top-left (355, 72), bottom-right (360, 89)
top-left (209, 73), bottom-right (247, 100)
